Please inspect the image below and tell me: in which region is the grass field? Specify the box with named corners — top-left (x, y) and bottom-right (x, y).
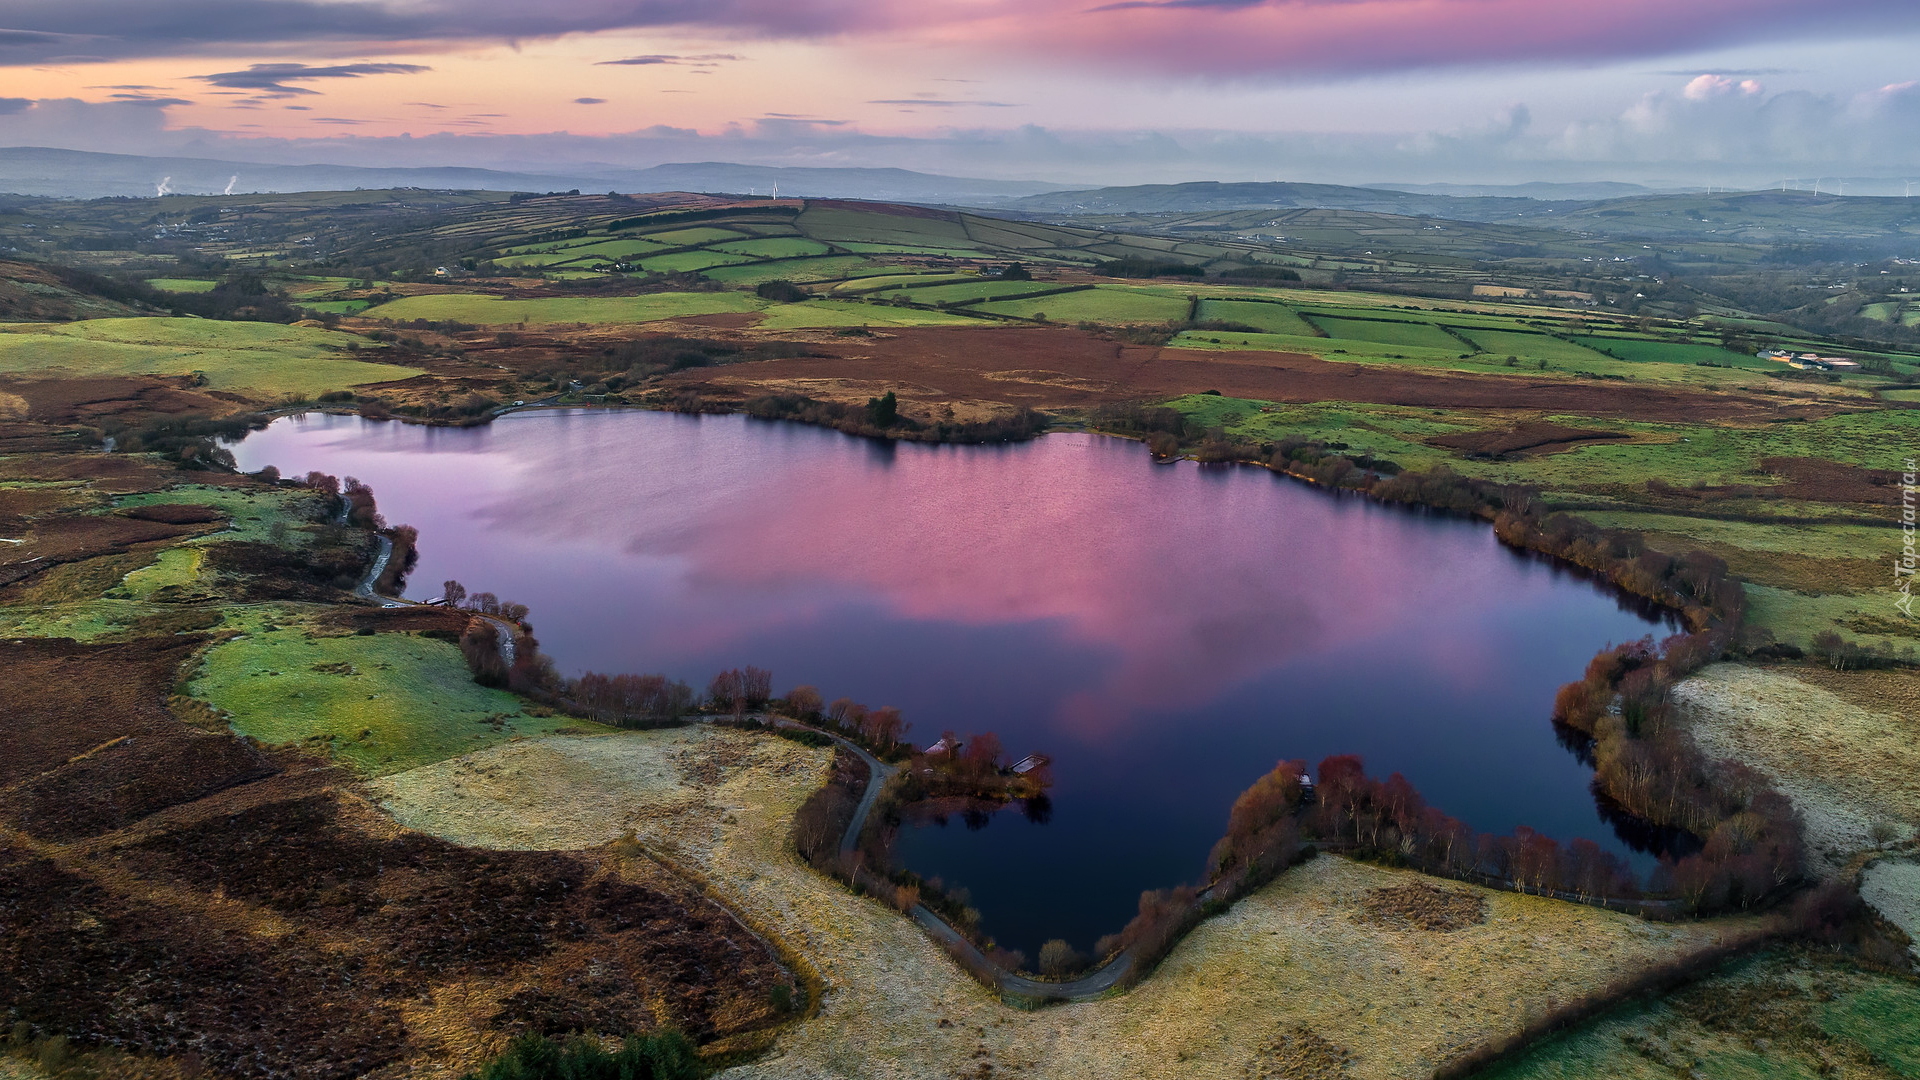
top-left (0, 317), bottom-right (420, 398)
top-left (364, 291), bottom-right (764, 325)
top-left (144, 278), bottom-right (217, 293)
top-left (295, 299), bottom-right (371, 315)
top-left (189, 607), bottom-right (591, 775)
top-left (1479, 950), bottom-right (1920, 1080)
top-left (0, 598), bottom-right (183, 642)
top-left (116, 484), bottom-right (333, 545)
top-left (635, 250), bottom-right (758, 273)
top-left (1576, 335), bottom-right (1773, 369)
top-left (1455, 328), bottom-right (1614, 366)
top-left (1172, 329), bottom-right (1474, 366)
top-left (976, 285), bottom-right (1192, 324)
top-left (1195, 298), bottom-right (1317, 334)
top-left (753, 300), bottom-right (985, 329)
top-left (708, 237), bottom-right (834, 258)
top-left (871, 279), bottom-right (1067, 305)
top-left (831, 273), bottom-right (975, 294)
top-left (699, 255), bottom-right (881, 285)
top-left (640, 226), bottom-right (753, 246)
top-left (1309, 314), bottom-right (1464, 351)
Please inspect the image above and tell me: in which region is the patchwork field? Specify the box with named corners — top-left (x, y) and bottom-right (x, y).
top-left (364, 291), bottom-right (765, 325)
top-left (0, 318), bottom-right (420, 397)
top-left (374, 725), bottom-right (1774, 1080)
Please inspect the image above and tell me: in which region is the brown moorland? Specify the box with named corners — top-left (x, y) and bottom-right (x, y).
top-left (660, 325), bottom-right (1832, 425)
top-left (0, 636), bottom-right (793, 1078)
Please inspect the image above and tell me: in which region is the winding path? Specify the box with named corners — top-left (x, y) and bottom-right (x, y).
top-left (350, 528), bottom-right (515, 665)
top-left (770, 717), bottom-right (1140, 1001)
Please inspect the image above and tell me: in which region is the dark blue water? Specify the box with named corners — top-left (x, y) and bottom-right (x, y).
top-left (234, 409), bottom-right (1671, 957)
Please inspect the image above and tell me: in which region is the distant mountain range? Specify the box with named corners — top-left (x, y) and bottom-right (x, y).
top-left (991, 180), bottom-right (1603, 222)
top-left (0, 148), bottom-right (1071, 203)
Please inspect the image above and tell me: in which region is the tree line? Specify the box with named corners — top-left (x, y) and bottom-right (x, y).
top-left (738, 392), bottom-right (1050, 445)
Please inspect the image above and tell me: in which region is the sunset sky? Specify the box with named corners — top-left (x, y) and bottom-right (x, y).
top-left (2, 0), bottom-right (1918, 184)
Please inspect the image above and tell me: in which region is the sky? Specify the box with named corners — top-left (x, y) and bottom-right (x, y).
top-left (1, 0), bottom-right (1919, 187)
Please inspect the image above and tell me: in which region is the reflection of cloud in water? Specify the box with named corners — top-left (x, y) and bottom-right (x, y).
top-left (661, 435), bottom-right (1520, 724)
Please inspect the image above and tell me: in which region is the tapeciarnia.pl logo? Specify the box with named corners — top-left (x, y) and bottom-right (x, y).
top-left (1899, 458), bottom-right (1917, 618)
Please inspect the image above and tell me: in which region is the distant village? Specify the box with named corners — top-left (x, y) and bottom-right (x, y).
top-left (1758, 348), bottom-right (1861, 371)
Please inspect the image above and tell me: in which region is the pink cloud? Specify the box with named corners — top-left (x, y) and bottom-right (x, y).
top-left (0, 0), bottom-right (1913, 77)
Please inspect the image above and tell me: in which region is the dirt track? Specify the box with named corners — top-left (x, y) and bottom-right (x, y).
top-left (665, 325), bottom-right (1830, 424)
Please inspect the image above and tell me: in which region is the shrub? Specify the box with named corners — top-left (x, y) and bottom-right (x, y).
top-left (1037, 939), bottom-right (1088, 979)
top-left (755, 279), bottom-right (808, 303)
top-left (461, 1030), bottom-right (700, 1080)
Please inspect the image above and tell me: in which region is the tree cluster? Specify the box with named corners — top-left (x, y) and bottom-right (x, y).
top-left (741, 392), bottom-right (1049, 444)
top-left (1554, 633), bottom-right (1805, 911)
top-left (819, 696), bottom-right (909, 755)
top-left (708, 666), bottom-right (774, 719)
top-left (571, 673), bottom-right (695, 727)
top-left (1094, 258), bottom-right (1206, 278)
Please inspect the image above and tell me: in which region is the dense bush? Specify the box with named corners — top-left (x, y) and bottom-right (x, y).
top-left (740, 393), bottom-right (1049, 444)
top-left (462, 1031), bottom-right (700, 1080)
top-left (754, 280), bottom-right (808, 302)
top-left (1094, 258), bottom-right (1206, 278)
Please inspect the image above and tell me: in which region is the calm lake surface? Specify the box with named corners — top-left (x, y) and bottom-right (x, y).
top-left (235, 409), bottom-right (1672, 957)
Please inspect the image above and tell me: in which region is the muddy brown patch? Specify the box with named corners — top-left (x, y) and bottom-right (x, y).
top-left (1248, 1027), bottom-right (1353, 1079)
top-left (1354, 882), bottom-right (1488, 932)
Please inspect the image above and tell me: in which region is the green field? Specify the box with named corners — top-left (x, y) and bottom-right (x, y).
top-left (280, 276), bottom-right (362, 298)
top-left (0, 599), bottom-right (185, 642)
top-left (1576, 336), bottom-right (1772, 368)
top-left (117, 484), bottom-right (333, 545)
top-left (296, 300), bottom-right (371, 315)
top-left (1455, 328), bottom-right (1613, 365)
top-left (832, 273), bottom-right (975, 294)
top-left (0, 318), bottom-right (420, 397)
top-left (364, 292), bottom-right (763, 325)
top-left (708, 237), bottom-right (833, 258)
top-left (753, 300), bottom-right (984, 329)
top-left (638, 226), bottom-right (752, 246)
top-left (870, 280), bottom-right (1065, 305)
top-left (1308, 314), bottom-right (1463, 351)
top-left (834, 242), bottom-right (991, 256)
top-left (1196, 299), bottom-right (1317, 334)
top-left (974, 285), bottom-right (1192, 323)
top-left (144, 278), bottom-right (217, 293)
top-left (1172, 329), bottom-right (1470, 365)
top-left (636, 250), bottom-right (760, 273)
top-left (190, 609), bottom-right (596, 775)
top-left (698, 256), bottom-right (880, 285)
top-left (794, 206), bottom-right (979, 248)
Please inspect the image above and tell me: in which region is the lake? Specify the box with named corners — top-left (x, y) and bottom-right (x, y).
top-left (234, 409), bottom-right (1673, 958)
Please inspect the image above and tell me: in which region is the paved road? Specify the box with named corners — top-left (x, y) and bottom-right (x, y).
top-left (351, 532), bottom-right (515, 665)
top-left (770, 717), bottom-right (1138, 1001)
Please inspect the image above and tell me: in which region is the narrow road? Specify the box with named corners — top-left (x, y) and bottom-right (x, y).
top-left (770, 716), bottom-right (1139, 1001)
top-left (350, 530), bottom-right (515, 665)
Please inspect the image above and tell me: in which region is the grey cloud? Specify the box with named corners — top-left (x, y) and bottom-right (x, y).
top-left (0, 0), bottom-right (839, 64)
top-left (2, 78), bottom-right (1918, 190)
top-left (193, 62), bottom-right (429, 97)
top-left (574, 97), bottom-right (607, 104)
top-left (0, 97), bottom-right (30, 114)
top-left (868, 99), bottom-right (1020, 107)
top-left (109, 92), bottom-right (191, 105)
top-left (596, 53), bottom-right (741, 66)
